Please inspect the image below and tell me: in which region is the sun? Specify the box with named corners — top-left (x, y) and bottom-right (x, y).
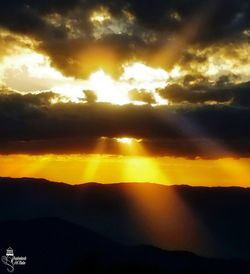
top-left (49, 63), bottom-right (169, 105)
top-left (115, 137), bottom-right (143, 145)
top-left (2, 46), bottom-right (170, 106)
top-left (115, 138), bottom-right (133, 145)
top-left (86, 63), bottom-right (170, 106)
top-left (88, 70), bottom-right (130, 105)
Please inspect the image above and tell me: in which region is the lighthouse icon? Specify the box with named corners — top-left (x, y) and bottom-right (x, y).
top-left (2, 246), bottom-right (26, 272)
top-left (6, 247), bottom-right (14, 257)
top-left (2, 247), bottom-right (15, 273)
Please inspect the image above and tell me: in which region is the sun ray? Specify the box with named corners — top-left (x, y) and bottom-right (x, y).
top-left (113, 138), bottom-right (214, 253)
top-left (81, 137), bottom-right (108, 182)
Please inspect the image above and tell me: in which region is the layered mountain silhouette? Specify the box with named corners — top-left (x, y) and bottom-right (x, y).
top-left (0, 177), bottom-right (250, 273)
top-left (0, 218), bottom-right (249, 274)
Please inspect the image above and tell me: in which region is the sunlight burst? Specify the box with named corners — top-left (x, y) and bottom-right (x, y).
top-left (115, 137), bottom-right (143, 145)
top-left (0, 45), bottom-right (170, 106)
top-left (90, 7), bottom-right (111, 23)
top-left (115, 138), bottom-right (133, 144)
top-left (88, 70), bottom-right (130, 105)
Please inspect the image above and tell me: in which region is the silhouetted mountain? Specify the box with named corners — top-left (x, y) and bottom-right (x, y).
top-left (0, 218), bottom-right (117, 274)
top-left (0, 177), bottom-right (250, 259)
top-left (0, 218), bottom-right (249, 274)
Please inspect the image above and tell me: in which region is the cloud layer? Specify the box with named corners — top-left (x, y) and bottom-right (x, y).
top-left (0, 1), bottom-right (250, 158)
top-left (0, 88), bottom-right (249, 158)
top-left (0, 0), bottom-right (250, 77)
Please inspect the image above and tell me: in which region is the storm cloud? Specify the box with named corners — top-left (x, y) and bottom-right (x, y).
top-left (1, 1), bottom-right (250, 158)
top-left (0, 0), bottom-right (250, 77)
top-left (0, 90), bottom-right (249, 158)
top-left (158, 81), bottom-right (250, 106)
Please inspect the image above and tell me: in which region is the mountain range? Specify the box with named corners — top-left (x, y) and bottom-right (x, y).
top-left (0, 177), bottom-right (250, 273)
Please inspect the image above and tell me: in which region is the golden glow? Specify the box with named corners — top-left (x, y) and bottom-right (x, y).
top-left (88, 70), bottom-right (129, 105)
top-left (115, 137), bottom-right (142, 145)
top-left (122, 180), bottom-right (211, 250)
top-left (78, 135), bottom-right (212, 251)
top-left (121, 62), bottom-right (170, 106)
top-left (169, 66), bottom-right (182, 79)
top-left (186, 43), bottom-right (250, 83)
top-left (0, 49), bottom-right (170, 105)
top-left (2, 29), bottom-right (250, 106)
top-left (0, 34), bottom-right (171, 105)
top-left (122, 62), bottom-right (169, 87)
top-left (0, 46), bottom-right (77, 93)
top-left (51, 61), bottom-right (168, 105)
top-left (2, 29), bottom-right (250, 101)
top-left (115, 137), bottom-right (133, 144)
top-left (90, 7), bottom-right (111, 23)
top-left (114, 136), bottom-right (212, 250)
top-left (84, 64), bottom-right (170, 105)
top-left (0, 154), bottom-right (250, 186)
top-left (1, 50), bottom-right (64, 80)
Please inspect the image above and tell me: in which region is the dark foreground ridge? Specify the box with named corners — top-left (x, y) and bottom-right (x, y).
top-left (0, 218), bottom-right (249, 274)
top-left (0, 177), bottom-right (250, 260)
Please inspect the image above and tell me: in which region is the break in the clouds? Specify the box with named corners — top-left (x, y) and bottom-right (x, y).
top-left (0, 89), bottom-right (249, 158)
top-left (0, 0), bottom-right (250, 77)
top-left (0, 0), bottom-right (250, 158)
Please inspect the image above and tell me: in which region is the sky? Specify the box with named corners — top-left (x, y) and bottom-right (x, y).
top-left (0, 0), bottom-right (250, 185)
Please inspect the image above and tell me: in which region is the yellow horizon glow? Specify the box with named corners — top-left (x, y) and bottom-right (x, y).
top-left (0, 154), bottom-right (250, 186)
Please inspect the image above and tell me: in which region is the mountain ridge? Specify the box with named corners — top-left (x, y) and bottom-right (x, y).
top-left (0, 217), bottom-right (249, 274)
top-left (0, 177), bottom-right (249, 259)
top-left (1, 176), bottom-right (250, 189)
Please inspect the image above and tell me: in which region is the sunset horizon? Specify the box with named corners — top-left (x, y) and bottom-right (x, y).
top-left (1, 154), bottom-right (250, 186)
top-left (0, 1), bottom-right (250, 273)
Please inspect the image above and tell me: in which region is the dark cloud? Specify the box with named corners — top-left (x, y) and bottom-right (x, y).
top-left (0, 0), bottom-right (250, 77)
top-left (128, 89), bottom-right (156, 104)
top-left (83, 90), bottom-right (98, 103)
top-left (0, 91), bottom-right (249, 158)
top-left (0, 1), bottom-right (249, 159)
top-left (158, 81), bottom-right (250, 106)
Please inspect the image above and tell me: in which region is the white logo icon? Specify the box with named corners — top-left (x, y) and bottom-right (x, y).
top-left (1, 247), bottom-right (27, 273)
